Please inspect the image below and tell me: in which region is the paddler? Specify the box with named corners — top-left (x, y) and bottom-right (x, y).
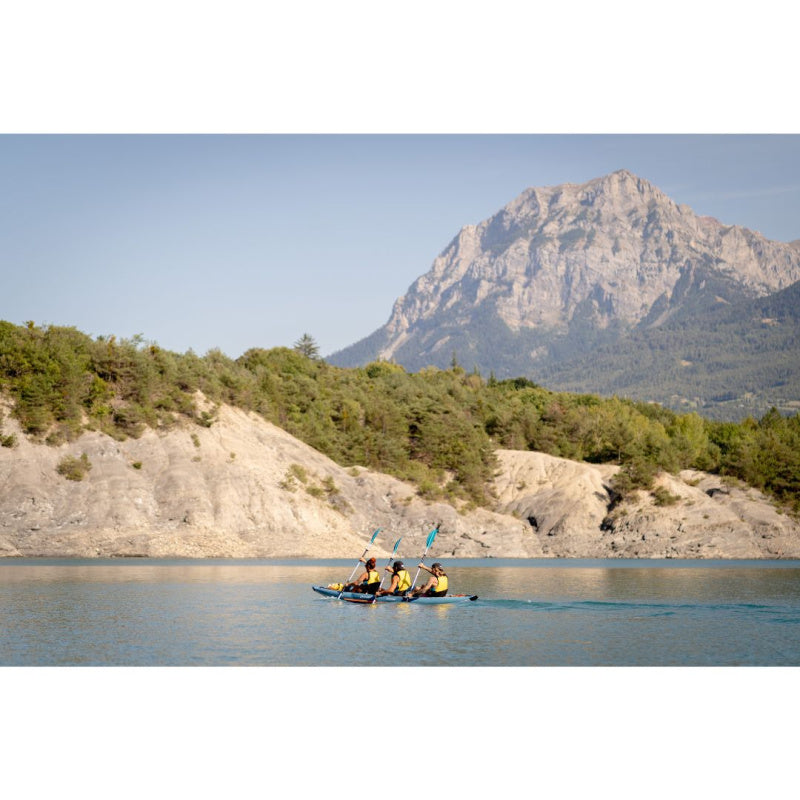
top-left (409, 562), bottom-right (449, 597)
top-left (375, 560), bottom-right (412, 596)
top-left (343, 557), bottom-right (381, 594)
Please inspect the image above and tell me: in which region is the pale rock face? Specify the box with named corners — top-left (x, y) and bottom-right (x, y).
top-left (595, 471), bottom-right (800, 559)
top-left (491, 451), bottom-right (800, 559)
top-left (2, 405), bottom-right (798, 559)
top-left (363, 169), bottom-right (800, 362)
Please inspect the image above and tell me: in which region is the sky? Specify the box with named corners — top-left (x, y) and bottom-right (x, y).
top-left (2, 133), bottom-right (800, 360)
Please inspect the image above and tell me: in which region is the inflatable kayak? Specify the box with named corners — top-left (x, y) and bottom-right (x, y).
top-left (312, 586), bottom-right (478, 603)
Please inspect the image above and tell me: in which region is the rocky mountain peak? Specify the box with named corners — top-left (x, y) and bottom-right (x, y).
top-left (386, 170), bottom-right (799, 334)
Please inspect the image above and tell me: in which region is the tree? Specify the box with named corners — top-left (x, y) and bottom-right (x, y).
top-left (293, 333), bottom-right (320, 360)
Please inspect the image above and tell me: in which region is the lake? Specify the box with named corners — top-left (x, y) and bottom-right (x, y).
top-left (2, 558), bottom-right (800, 666)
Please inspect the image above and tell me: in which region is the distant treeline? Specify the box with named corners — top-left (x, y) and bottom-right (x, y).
top-left (1, 321), bottom-right (799, 513)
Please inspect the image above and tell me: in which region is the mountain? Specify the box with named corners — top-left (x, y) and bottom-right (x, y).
top-left (329, 170), bottom-right (800, 418)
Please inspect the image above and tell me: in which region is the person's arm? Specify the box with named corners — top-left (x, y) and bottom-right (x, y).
top-left (345, 567), bottom-right (368, 590)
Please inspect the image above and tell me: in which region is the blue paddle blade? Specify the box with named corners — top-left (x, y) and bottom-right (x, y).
top-left (426, 528), bottom-right (438, 548)
top-left (392, 538), bottom-right (402, 554)
top-left (370, 528), bottom-right (381, 544)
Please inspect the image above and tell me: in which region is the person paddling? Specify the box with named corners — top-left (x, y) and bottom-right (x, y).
top-left (409, 562), bottom-right (449, 597)
top-left (375, 560), bottom-right (412, 597)
top-left (343, 557), bottom-right (381, 594)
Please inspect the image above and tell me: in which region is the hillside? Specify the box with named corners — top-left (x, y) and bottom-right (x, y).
top-left (2, 399), bottom-right (798, 559)
top-left (0, 399), bottom-right (535, 558)
top-left (2, 320), bottom-right (800, 530)
top-left (540, 277), bottom-right (800, 419)
top-left (329, 169), bottom-right (800, 418)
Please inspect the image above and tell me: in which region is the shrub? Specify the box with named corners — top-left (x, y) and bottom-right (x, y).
top-left (56, 453), bottom-right (92, 481)
top-left (288, 463), bottom-right (308, 484)
top-left (196, 410), bottom-right (216, 428)
top-left (652, 486), bottom-right (680, 506)
top-left (612, 458), bottom-right (658, 496)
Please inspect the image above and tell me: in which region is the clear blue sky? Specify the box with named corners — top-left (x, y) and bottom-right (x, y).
top-left (2, 134), bottom-right (799, 359)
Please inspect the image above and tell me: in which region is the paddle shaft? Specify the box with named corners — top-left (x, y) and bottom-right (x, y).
top-left (371, 538), bottom-right (402, 603)
top-left (409, 526), bottom-right (439, 594)
top-left (344, 546), bottom-right (372, 585)
top-left (338, 528), bottom-right (380, 599)
top-left (409, 552), bottom-right (430, 593)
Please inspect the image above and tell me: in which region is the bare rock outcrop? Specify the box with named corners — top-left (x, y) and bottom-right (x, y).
top-left (491, 450), bottom-right (800, 558)
top-left (493, 449), bottom-right (618, 556)
top-left (597, 470), bottom-right (800, 559)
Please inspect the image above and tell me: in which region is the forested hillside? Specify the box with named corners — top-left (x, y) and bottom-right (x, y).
top-left (539, 278), bottom-right (800, 419)
top-left (1, 321), bottom-right (799, 514)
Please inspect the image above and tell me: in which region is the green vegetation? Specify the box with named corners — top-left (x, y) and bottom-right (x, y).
top-left (2, 321), bottom-right (799, 513)
top-left (56, 453), bottom-right (92, 481)
top-left (0, 413), bottom-right (17, 448)
top-left (652, 486), bottom-right (681, 506)
top-left (540, 278), bottom-right (800, 420)
top-left (293, 333), bottom-right (321, 360)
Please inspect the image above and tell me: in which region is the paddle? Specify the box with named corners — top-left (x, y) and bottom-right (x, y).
top-left (338, 528), bottom-right (380, 599)
top-left (408, 524), bottom-right (439, 596)
top-left (370, 537), bottom-right (402, 604)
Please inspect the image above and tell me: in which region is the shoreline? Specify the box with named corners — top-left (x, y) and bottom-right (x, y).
top-left (3, 555), bottom-right (800, 567)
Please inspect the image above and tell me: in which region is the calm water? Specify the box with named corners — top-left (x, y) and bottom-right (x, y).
top-left (2, 558), bottom-right (800, 666)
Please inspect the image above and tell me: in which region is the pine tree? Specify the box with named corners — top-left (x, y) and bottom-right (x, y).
top-left (293, 333), bottom-right (320, 360)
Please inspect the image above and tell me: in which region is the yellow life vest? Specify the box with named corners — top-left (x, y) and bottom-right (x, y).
top-left (364, 569), bottom-right (379, 585)
top-left (396, 569), bottom-right (412, 592)
top-left (435, 574), bottom-right (448, 593)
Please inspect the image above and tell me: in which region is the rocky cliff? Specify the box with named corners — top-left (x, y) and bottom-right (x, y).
top-left (2, 399), bottom-right (798, 559)
top-left (378, 170), bottom-right (800, 349)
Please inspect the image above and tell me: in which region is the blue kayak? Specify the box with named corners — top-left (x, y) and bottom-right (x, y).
top-left (312, 585), bottom-right (478, 604)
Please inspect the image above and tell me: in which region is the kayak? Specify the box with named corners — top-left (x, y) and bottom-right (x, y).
top-left (312, 586), bottom-right (478, 604)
